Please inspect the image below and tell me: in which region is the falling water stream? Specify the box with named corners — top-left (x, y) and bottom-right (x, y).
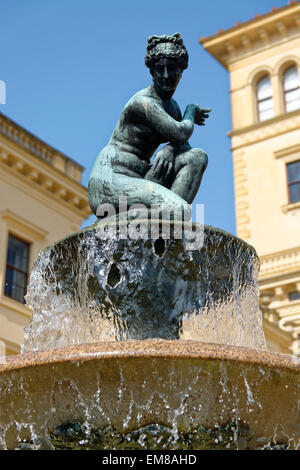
top-left (22, 220), bottom-right (266, 352)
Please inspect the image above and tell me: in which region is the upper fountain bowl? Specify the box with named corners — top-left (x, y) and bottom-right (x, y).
top-left (23, 217), bottom-right (265, 352)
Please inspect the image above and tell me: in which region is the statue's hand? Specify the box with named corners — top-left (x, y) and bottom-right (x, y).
top-left (190, 105), bottom-right (211, 126)
top-left (152, 147), bottom-right (175, 180)
top-left (194, 106), bottom-right (211, 126)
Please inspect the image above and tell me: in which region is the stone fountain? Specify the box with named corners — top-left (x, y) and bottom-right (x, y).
top-left (0, 33), bottom-right (299, 450)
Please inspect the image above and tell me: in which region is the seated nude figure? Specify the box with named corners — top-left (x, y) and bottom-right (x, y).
top-left (88, 33), bottom-right (210, 217)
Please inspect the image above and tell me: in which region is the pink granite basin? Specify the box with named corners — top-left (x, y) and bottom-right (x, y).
top-left (0, 340), bottom-right (299, 450)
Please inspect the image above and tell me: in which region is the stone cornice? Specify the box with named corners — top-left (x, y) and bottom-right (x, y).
top-left (0, 137), bottom-right (88, 195)
top-left (259, 246), bottom-right (300, 279)
top-left (200, 2), bottom-right (300, 69)
top-left (229, 109), bottom-right (300, 150)
top-left (0, 210), bottom-right (48, 241)
top-left (0, 112), bottom-right (84, 183)
top-left (0, 140), bottom-right (91, 222)
top-left (276, 301), bottom-right (300, 317)
top-left (281, 201), bottom-right (300, 214)
top-left (229, 108), bottom-right (300, 137)
top-left (275, 142), bottom-right (300, 158)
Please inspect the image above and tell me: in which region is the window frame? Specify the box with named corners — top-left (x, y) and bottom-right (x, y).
top-left (282, 65), bottom-right (300, 114)
top-left (4, 233), bottom-right (30, 304)
top-left (286, 160), bottom-right (300, 205)
top-left (255, 74), bottom-right (275, 122)
top-left (0, 210), bottom-right (48, 318)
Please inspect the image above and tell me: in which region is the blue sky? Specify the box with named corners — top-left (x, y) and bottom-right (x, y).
top-left (0, 0), bottom-right (291, 233)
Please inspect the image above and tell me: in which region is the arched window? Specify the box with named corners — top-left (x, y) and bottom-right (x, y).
top-left (256, 75), bottom-right (274, 122)
top-left (283, 66), bottom-right (300, 113)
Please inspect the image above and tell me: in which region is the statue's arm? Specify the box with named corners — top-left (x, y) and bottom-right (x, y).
top-left (148, 101), bottom-right (210, 180)
top-left (135, 98), bottom-right (195, 144)
top-left (166, 101), bottom-right (190, 149)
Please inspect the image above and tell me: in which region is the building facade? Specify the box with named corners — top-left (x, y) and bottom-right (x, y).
top-left (201, 1), bottom-right (300, 354)
top-left (0, 112), bottom-right (91, 355)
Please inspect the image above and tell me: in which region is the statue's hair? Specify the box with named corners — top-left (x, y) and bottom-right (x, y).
top-left (145, 33), bottom-right (189, 71)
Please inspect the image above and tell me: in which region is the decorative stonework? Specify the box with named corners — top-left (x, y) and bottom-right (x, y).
top-left (275, 142), bottom-right (300, 159)
top-left (281, 201), bottom-right (300, 214)
top-left (232, 150), bottom-right (251, 240)
top-left (0, 136), bottom-right (91, 220)
top-left (0, 113), bottom-right (83, 184)
top-left (277, 302), bottom-right (300, 318)
top-left (260, 289), bottom-right (300, 356)
top-left (229, 109), bottom-right (300, 150)
top-left (261, 304), bottom-right (297, 355)
top-left (1, 210), bottom-right (48, 241)
top-left (259, 246), bottom-right (300, 278)
top-left (259, 269), bottom-right (300, 356)
top-left (200, 3), bottom-right (300, 69)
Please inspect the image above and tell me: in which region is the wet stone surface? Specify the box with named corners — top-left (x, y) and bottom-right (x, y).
top-left (47, 422), bottom-right (288, 450)
top-left (49, 422), bottom-right (238, 450)
top-left (0, 340), bottom-right (299, 450)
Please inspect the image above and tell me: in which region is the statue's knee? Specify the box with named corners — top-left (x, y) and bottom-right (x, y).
top-left (198, 149), bottom-right (208, 169)
top-left (189, 149), bottom-right (208, 172)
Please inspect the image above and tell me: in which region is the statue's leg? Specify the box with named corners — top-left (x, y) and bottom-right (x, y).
top-left (171, 145), bottom-right (208, 204)
top-left (144, 143), bottom-right (207, 204)
top-left (144, 144), bottom-right (176, 188)
top-left (89, 167), bottom-right (191, 217)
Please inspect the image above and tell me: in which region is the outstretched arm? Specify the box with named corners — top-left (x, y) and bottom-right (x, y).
top-left (134, 98), bottom-right (210, 144)
top-left (135, 98), bottom-right (195, 144)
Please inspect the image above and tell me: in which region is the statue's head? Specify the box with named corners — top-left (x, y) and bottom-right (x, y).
top-left (145, 33), bottom-right (189, 93)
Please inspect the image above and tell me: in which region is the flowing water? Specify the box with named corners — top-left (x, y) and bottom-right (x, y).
top-left (22, 220), bottom-right (266, 352)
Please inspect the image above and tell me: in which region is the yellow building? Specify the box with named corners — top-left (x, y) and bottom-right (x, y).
top-left (0, 112), bottom-right (90, 356)
top-left (201, 1), bottom-right (300, 355)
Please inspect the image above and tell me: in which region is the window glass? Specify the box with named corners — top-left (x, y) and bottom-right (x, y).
top-left (257, 76), bottom-right (274, 121)
top-left (287, 160), bottom-right (300, 204)
top-left (4, 235), bottom-right (30, 303)
top-left (283, 66), bottom-right (300, 113)
top-left (288, 291), bottom-right (300, 302)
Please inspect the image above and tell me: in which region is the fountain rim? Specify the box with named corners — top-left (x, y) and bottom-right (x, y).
top-left (0, 340), bottom-right (299, 376)
top-left (42, 219), bottom-right (259, 261)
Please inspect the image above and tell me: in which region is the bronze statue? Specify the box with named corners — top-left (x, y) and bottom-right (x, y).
top-left (88, 33), bottom-right (210, 216)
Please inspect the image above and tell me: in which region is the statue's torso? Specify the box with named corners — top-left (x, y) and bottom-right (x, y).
top-left (91, 87), bottom-right (181, 178)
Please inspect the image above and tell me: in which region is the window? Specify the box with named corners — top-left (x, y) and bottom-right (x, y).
top-left (288, 291), bottom-right (300, 302)
top-left (283, 66), bottom-right (300, 113)
top-left (4, 234), bottom-right (30, 304)
top-left (256, 75), bottom-right (274, 122)
top-left (287, 160), bottom-right (300, 204)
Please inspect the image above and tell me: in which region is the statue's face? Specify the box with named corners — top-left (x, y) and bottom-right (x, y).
top-left (151, 57), bottom-right (182, 93)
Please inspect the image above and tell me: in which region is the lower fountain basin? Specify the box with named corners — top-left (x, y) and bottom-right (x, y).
top-left (0, 340), bottom-right (299, 450)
